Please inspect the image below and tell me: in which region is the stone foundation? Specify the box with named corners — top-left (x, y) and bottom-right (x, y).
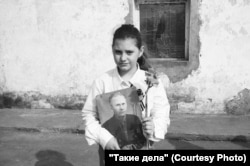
top-left (0, 91), bottom-right (86, 110)
top-left (1, 88), bottom-right (249, 115)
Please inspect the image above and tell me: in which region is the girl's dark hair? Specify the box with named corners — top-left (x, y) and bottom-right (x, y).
top-left (112, 24), bottom-right (152, 71)
top-left (112, 24), bottom-right (142, 49)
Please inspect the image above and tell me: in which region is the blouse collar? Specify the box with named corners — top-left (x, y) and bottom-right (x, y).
top-left (114, 63), bottom-right (144, 87)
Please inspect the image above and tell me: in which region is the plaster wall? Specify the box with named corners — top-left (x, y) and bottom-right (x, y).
top-left (0, 0), bottom-right (128, 95)
top-left (167, 0), bottom-right (250, 113)
top-left (0, 0), bottom-right (250, 113)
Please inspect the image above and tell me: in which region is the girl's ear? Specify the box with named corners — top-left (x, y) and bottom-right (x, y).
top-left (139, 46), bottom-right (145, 57)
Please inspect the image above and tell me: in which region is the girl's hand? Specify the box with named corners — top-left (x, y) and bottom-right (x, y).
top-left (142, 117), bottom-right (155, 138)
top-left (105, 137), bottom-right (120, 150)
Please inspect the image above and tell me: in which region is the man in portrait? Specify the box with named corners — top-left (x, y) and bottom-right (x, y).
top-left (102, 92), bottom-right (146, 150)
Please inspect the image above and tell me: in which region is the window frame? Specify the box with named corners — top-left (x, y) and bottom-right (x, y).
top-left (138, 0), bottom-right (191, 62)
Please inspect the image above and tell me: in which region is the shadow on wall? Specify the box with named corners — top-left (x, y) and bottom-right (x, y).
top-left (35, 150), bottom-right (74, 166)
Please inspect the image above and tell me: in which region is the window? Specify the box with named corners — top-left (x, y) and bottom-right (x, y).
top-left (139, 0), bottom-right (190, 61)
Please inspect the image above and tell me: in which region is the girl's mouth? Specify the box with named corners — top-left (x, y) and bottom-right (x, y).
top-left (119, 63), bottom-right (128, 66)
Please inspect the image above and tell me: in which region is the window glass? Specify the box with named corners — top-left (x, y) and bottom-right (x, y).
top-left (140, 1), bottom-right (187, 60)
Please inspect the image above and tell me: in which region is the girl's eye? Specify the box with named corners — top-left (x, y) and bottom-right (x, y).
top-left (126, 51), bottom-right (133, 55)
top-left (115, 50), bottom-right (122, 55)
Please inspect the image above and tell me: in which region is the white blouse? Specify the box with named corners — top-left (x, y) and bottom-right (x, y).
top-left (82, 67), bottom-right (170, 149)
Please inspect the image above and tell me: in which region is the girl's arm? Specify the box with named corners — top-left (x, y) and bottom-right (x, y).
top-left (82, 79), bottom-right (115, 149)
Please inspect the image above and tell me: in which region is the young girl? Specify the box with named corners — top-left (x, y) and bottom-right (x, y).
top-left (82, 24), bottom-right (170, 158)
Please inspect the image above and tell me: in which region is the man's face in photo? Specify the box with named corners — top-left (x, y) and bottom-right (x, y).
top-left (110, 95), bottom-right (127, 118)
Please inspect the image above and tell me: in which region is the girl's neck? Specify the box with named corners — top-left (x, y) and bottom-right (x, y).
top-left (118, 67), bottom-right (137, 82)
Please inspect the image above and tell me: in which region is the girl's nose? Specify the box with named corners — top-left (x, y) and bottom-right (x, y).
top-left (120, 53), bottom-right (127, 61)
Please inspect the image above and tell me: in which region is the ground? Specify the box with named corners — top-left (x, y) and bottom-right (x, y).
top-left (0, 130), bottom-right (249, 166)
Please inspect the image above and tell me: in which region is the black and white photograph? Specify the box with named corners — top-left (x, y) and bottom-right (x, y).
top-left (0, 0), bottom-right (249, 166)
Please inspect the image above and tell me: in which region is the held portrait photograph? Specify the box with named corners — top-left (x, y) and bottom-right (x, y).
top-left (96, 87), bottom-right (146, 150)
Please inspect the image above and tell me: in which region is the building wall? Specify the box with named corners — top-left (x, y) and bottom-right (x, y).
top-left (0, 0), bottom-right (128, 96)
top-left (0, 0), bottom-right (250, 114)
top-left (167, 0), bottom-right (250, 114)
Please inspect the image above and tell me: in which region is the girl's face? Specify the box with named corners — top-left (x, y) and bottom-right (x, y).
top-left (112, 38), bottom-right (143, 76)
